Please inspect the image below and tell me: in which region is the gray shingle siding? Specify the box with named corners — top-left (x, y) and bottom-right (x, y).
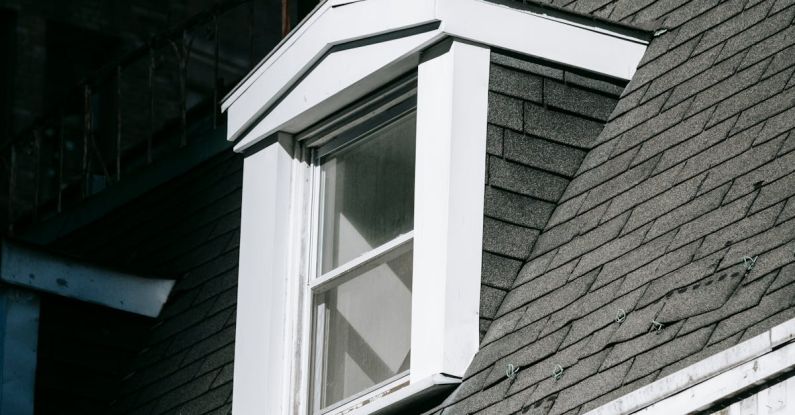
top-left (480, 50), bottom-right (623, 341)
top-left (443, 0), bottom-right (795, 414)
top-left (49, 151), bottom-right (242, 415)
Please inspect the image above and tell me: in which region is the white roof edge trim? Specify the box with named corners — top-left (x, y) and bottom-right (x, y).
top-left (231, 28), bottom-right (442, 152)
top-left (221, 0), bottom-right (437, 112)
top-left (437, 0), bottom-right (647, 81)
top-left (583, 316), bottom-right (795, 415)
top-left (0, 240), bottom-right (175, 318)
top-left (221, 0), bottom-right (332, 110)
top-left (222, 0), bottom-right (648, 148)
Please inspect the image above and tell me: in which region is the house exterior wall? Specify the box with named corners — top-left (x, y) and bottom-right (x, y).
top-left (436, 1), bottom-right (795, 414)
top-left (480, 51), bottom-right (623, 340)
top-left (46, 151), bottom-right (243, 415)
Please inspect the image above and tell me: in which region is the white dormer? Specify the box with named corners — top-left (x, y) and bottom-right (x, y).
top-left (222, 1), bottom-right (647, 414)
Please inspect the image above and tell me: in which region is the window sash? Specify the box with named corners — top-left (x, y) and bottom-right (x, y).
top-left (307, 96), bottom-right (417, 414)
top-left (309, 232), bottom-right (413, 293)
top-left (309, 235), bottom-right (414, 414)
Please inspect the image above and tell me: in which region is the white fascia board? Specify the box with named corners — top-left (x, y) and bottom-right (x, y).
top-left (438, 0), bottom-right (648, 81)
top-left (583, 316), bottom-right (795, 415)
top-left (232, 134), bottom-right (297, 415)
top-left (0, 240), bottom-right (174, 318)
top-left (223, 0), bottom-right (647, 153)
top-left (232, 28), bottom-right (443, 152)
top-left (223, 0), bottom-right (437, 142)
top-left (638, 342), bottom-right (795, 414)
top-left (411, 39), bottom-right (489, 382)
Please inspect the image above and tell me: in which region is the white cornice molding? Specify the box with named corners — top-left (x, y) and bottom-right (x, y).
top-left (223, 0), bottom-right (649, 153)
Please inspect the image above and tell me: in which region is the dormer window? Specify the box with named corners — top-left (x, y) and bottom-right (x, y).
top-left (222, 1), bottom-right (646, 414)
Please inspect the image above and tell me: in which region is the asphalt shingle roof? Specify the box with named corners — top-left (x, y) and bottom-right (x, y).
top-left (439, 0), bottom-right (795, 413)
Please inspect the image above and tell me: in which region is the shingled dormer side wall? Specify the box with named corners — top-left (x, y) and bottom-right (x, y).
top-left (479, 51), bottom-right (624, 341)
top-left (48, 152), bottom-right (242, 415)
top-left (437, 1), bottom-right (795, 414)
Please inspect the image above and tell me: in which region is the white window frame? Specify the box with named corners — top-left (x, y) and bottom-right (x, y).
top-left (306, 99), bottom-right (417, 414)
top-left (233, 39), bottom-right (490, 415)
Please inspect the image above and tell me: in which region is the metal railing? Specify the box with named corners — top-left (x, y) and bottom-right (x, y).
top-left (1, 0), bottom-right (274, 235)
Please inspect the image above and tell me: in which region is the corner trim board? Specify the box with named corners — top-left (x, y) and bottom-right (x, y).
top-left (223, 0), bottom-right (648, 153)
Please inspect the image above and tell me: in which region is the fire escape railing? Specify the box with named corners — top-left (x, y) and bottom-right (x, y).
top-left (1, 0), bottom-right (277, 235)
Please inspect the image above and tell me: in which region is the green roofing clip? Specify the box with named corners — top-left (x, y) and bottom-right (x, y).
top-left (553, 364), bottom-right (564, 381)
top-left (615, 308), bottom-right (626, 324)
top-left (506, 364), bottom-right (519, 380)
top-left (742, 256), bottom-right (758, 272)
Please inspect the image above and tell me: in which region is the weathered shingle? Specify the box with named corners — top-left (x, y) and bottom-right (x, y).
top-left (503, 130), bottom-right (586, 177)
top-left (442, 2), bottom-right (795, 413)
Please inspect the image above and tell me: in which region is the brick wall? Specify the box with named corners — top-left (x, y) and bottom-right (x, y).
top-left (480, 51), bottom-right (624, 340)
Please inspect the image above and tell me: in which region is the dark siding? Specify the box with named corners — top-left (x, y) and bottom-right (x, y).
top-left (35, 296), bottom-right (152, 415)
top-left (480, 51), bottom-right (623, 341)
top-left (439, 1), bottom-right (795, 414)
top-left (47, 151), bottom-right (242, 415)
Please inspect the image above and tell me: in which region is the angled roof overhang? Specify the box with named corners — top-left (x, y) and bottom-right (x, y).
top-left (222, 0), bottom-right (650, 152)
top-left (0, 240), bottom-right (175, 317)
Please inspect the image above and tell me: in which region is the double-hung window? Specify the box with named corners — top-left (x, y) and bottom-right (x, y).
top-left (309, 102), bottom-right (417, 413)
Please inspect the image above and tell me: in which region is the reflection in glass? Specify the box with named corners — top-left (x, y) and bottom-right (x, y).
top-left (319, 113), bottom-right (416, 274)
top-left (315, 249), bottom-right (413, 410)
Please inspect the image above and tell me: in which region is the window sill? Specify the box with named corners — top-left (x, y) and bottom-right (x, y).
top-left (347, 373), bottom-right (460, 415)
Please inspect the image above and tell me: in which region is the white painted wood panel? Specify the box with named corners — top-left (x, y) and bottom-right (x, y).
top-left (411, 39), bottom-right (490, 382)
top-left (712, 376), bottom-right (795, 415)
top-left (233, 135), bottom-right (296, 415)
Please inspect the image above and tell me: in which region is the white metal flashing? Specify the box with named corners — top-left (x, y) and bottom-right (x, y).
top-left (583, 316), bottom-right (795, 415)
top-left (0, 240), bottom-right (174, 317)
top-left (223, 0), bottom-right (648, 152)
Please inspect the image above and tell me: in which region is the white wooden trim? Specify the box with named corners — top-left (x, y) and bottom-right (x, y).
top-left (232, 133), bottom-right (296, 415)
top-left (583, 316), bottom-right (795, 415)
top-left (437, 0), bottom-right (647, 80)
top-left (223, 0), bottom-right (648, 150)
top-left (411, 39), bottom-right (489, 382)
top-left (718, 376), bottom-right (795, 414)
top-left (348, 373), bottom-right (460, 415)
top-left (308, 231), bottom-right (414, 292)
top-left (233, 29), bottom-right (440, 152)
top-left (324, 373), bottom-right (409, 415)
top-left (286, 145), bottom-right (313, 415)
top-left (0, 240), bottom-right (174, 318)
top-left (638, 342), bottom-right (795, 414)
top-left (224, 0), bottom-right (437, 144)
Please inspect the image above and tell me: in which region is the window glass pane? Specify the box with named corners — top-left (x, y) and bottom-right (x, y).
top-left (315, 249), bottom-right (412, 410)
top-left (319, 113), bottom-right (416, 274)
